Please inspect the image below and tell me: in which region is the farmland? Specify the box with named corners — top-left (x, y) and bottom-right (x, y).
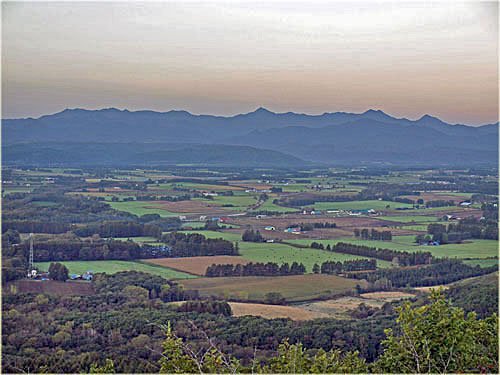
top-left (179, 274), bottom-right (368, 302)
top-left (35, 260), bottom-right (195, 279)
top-left (229, 302), bottom-right (329, 320)
top-left (305, 200), bottom-right (414, 211)
top-left (107, 201), bottom-right (180, 217)
top-left (238, 241), bottom-right (392, 270)
top-left (286, 236), bottom-right (499, 260)
top-left (143, 256), bottom-right (251, 275)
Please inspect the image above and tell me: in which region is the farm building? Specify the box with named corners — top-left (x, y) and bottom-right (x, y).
top-left (264, 226), bottom-right (276, 231)
top-left (284, 227), bottom-right (301, 234)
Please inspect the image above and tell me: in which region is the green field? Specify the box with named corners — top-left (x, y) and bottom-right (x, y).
top-left (179, 274), bottom-right (368, 302)
top-left (179, 230), bottom-right (243, 242)
top-left (254, 200), bottom-right (299, 212)
top-left (238, 241), bottom-right (392, 271)
top-left (305, 200), bottom-right (414, 211)
top-left (107, 201), bottom-right (180, 217)
top-left (287, 236), bottom-right (499, 260)
top-left (193, 195), bottom-right (257, 211)
top-left (35, 260), bottom-right (196, 279)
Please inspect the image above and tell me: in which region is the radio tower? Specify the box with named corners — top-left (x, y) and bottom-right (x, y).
top-left (28, 233), bottom-right (34, 277)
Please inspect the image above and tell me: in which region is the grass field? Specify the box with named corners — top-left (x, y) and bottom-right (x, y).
top-left (287, 236), bottom-right (499, 260)
top-left (178, 230), bottom-right (243, 242)
top-left (179, 274), bottom-right (368, 302)
top-left (254, 200), bottom-right (299, 212)
top-left (238, 241), bottom-right (392, 270)
top-left (107, 201), bottom-right (180, 217)
top-left (305, 200), bottom-right (414, 211)
top-left (35, 260), bottom-right (196, 279)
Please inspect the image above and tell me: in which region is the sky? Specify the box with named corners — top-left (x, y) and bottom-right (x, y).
top-left (2, 1), bottom-right (498, 125)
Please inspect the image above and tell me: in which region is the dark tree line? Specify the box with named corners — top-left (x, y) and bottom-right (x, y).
top-left (348, 259), bottom-right (497, 288)
top-left (73, 221), bottom-right (162, 238)
top-left (311, 242), bottom-right (432, 266)
top-left (289, 222), bottom-right (337, 231)
top-left (176, 300), bottom-right (232, 316)
top-left (205, 262), bottom-right (306, 277)
top-left (2, 220), bottom-right (72, 234)
top-left (320, 259), bottom-right (377, 274)
top-left (425, 200), bottom-right (455, 208)
top-left (354, 228), bottom-right (392, 241)
top-left (161, 232), bottom-right (238, 257)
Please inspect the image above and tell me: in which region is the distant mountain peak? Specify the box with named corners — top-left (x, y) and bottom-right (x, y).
top-left (363, 108), bottom-right (385, 115)
top-left (252, 107), bottom-right (274, 114)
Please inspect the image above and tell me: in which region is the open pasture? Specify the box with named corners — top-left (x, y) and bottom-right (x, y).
top-left (143, 256), bottom-right (250, 275)
top-left (238, 241), bottom-right (392, 270)
top-left (287, 236), bottom-right (499, 260)
top-left (179, 274), bottom-right (368, 302)
top-left (305, 200), bottom-right (414, 211)
top-left (35, 260), bottom-right (195, 279)
top-left (156, 200), bottom-right (234, 215)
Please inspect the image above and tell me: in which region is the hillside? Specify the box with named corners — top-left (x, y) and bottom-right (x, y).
top-left (2, 108), bottom-right (498, 166)
top-left (2, 142), bottom-right (309, 167)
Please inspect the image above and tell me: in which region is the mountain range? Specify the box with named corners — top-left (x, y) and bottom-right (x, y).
top-left (2, 107), bottom-right (498, 167)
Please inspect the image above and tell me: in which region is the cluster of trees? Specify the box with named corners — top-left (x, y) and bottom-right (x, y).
top-left (161, 232), bottom-right (238, 257)
top-left (93, 271), bottom-right (199, 302)
top-left (9, 234), bottom-right (166, 263)
top-left (313, 242), bottom-right (432, 267)
top-left (48, 262), bottom-right (69, 281)
top-left (425, 199), bottom-right (455, 208)
top-left (176, 300), bottom-right (232, 316)
top-left (241, 229), bottom-right (265, 242)
top-left (348, 259), bottom-right (497, 288)
top-left (205, 262), bottom-right (306, 277)
top-left (427, 217), bottom-right (498, 243)
top-left (73, 221), bottom-right (162, 238)
top-left (354, 228), bottom-right (392, 241)
top-left (319, 259), bottom-right (377, 274)
top-left (289, 222), bottom-right (337, 231)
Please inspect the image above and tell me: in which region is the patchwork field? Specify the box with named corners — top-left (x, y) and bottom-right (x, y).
top-left (35, 260), bottom-right (195, 279)
top-left (143, 256), bottom-right (251, 275)
top-left (179, 274), bottom-right (368, 302)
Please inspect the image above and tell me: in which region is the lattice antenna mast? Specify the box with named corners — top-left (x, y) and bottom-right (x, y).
top-left (28, 233), bottom-right (34, 275)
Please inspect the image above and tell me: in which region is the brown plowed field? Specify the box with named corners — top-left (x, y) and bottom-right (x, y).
top-left (142, 256), bottom-right (250, 275)
top-left (7, 280), bottom-right (94, 296)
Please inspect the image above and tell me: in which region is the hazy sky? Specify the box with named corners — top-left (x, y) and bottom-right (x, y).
top-left (2, 1), bottom-right (498, 124)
